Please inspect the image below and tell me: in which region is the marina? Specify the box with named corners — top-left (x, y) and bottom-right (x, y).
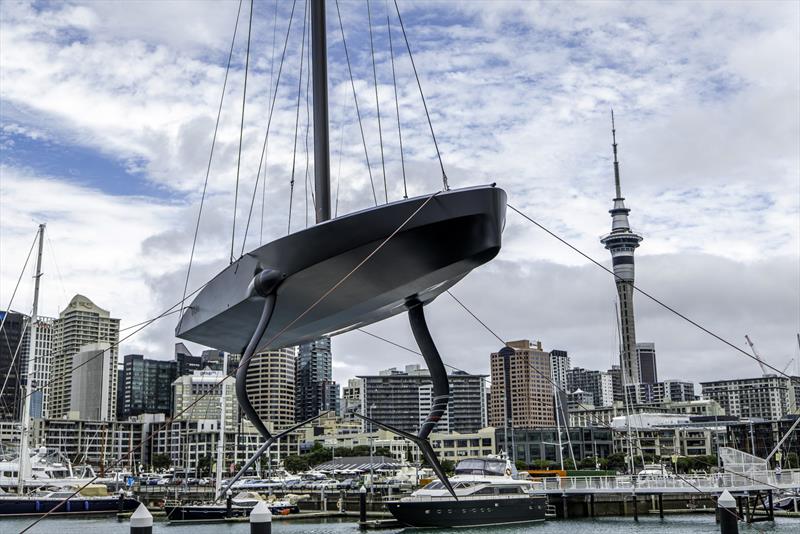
top-left (1, 0), bottom-right (798, 533)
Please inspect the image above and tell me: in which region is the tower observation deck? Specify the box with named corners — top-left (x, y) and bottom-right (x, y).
top-left (600, 112), bottom-right (643, 386)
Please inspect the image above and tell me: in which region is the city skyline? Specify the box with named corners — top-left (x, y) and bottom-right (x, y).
top-left (0, 1), bottom-right (797, 389)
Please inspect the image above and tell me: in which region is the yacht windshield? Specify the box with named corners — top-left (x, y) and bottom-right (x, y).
top-left (454, 459), bottom-right (508, 476)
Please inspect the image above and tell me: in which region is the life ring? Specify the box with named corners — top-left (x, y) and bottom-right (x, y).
top-left (505, 468), bottom-right (512, 476)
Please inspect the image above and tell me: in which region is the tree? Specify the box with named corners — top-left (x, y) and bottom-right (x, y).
top-left (151, 453), bottom-right (171, 471)
top-left (785, 452), bottom-right (799, 468)
top-left (441, 459), bottom-right (455, 475)
top-left (563, 458), bottom-right (576, 470)
top-left (283, 455), bottom-right (309, 473)
top-left (515, 460), bottom-right (528, 472)
top-left (605, 453), bottom-right (627, 473)
top-left (196, 455), bottom-right (214, 477)
top-left (531, 459), bottom-right (550, 470)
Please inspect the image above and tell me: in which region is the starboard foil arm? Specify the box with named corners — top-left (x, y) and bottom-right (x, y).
top-left (353, 301), bottom-right (457, 499)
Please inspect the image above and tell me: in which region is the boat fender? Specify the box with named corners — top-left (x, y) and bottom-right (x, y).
top-left (84, 500), bottom-right (89, 510)
top-left (505, 468), bottom-right (512, 476)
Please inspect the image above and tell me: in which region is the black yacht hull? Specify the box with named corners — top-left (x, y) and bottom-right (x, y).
top-left (387, 495), bottom-right (547, 528)
top-left (165, 503), bottom-right (299, 522)
top-left (0, 497), bottom-right (139, 517)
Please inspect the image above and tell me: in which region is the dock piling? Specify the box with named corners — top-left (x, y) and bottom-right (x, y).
top-left (226, 489), bottom-right (233, 518)
top-left (250, 501), bottom-right (272, 534)
top-left (718, 490), bottom-right (739, 534)
top-left (632, 494), bottom-right (638, 521)
top-left (359, 485), bottom-right (367, 527)
top-left (658, 493), bottom-right (664, 519)
top-left (129, 503), bottom-right (153, 534)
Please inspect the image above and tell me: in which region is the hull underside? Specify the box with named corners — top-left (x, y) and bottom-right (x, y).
top-left (175, 185), bottom-right (506, 353)
top-left (387, 496), bottom-right (546, 528)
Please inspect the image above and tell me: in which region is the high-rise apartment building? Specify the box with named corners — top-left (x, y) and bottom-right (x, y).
top-left (244, 348), bottom-right (296, 431)
top-left (549, 350), bottom-right (570, 391)
top-left (119, 354), bottom-right (177, 419)
top-left (488, 340), bottom-right (555, 429)
top-left (637, 343), bottom-right (658, 384)
top-left (21, 316), bottom-right (55, 419)
top-left (48, 295), bottom-right (120, 419)
top-left (600, 115), bottom-right (644, 386)
top-left (700, 376), bottom-right (796, 420)
top-left (295, 337), bottom-right (339, 421)
top-left (70, 342), bottom-right (115, 420)
top-left (359, 365), bottom-right (487, 434)
top-left (626, 380), bottom-right (695, 405)
top-left (567, 367), bottom-right (614, 408)
top-left (0, 310), bottom-right (27, 420)
top-left (608, 364), bottom-right (624, 403)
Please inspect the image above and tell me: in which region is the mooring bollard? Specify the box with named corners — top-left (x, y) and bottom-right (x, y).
top-left (250, 501), bottom-right (272, 534)
top-left (359, 485), bottom-right (367, 525)
top-left (130, 503), bottom-right (153, 534)
top-left (718, 490), bottom-right (739, 534)
top-left (226, 488), bottom-right (233, 518)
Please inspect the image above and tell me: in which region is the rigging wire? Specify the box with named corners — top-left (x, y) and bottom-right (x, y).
top-left (386, 0), bottom-right (407, 199)
top-left (261, 0), bottom-right (280, 247)
top-left (304, 24), bottom-right (313, 228)
top-left (442, 288), bottom-right (778, 501)
top-left (0, 230), bottom-right (37, 338)
top-left (240, 0), bottom-right (299, 256)
top-left (231, 0), bottom-right (255, 264)
top-left (392, 0), bottom-right (448, 191)
top-left (0, 315), bottom-right (30, 410)
top-left (181, 0), bottom-right (244, 313)
top-left (506, 203), bottom-right (799, 385)
top-left (20, 192), bottom-right (441, 532)
top-left (335, 0), bottom-right (379, 206)
top-left (333, 80), bottom-right (349, 218)
top-left (45, 233), bottom-right (69, 310)
top-left (287, 0), bottom-right (310, 234)
top-left (367, 0), bottom-right (388, 203)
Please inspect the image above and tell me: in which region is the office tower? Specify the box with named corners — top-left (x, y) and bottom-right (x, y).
top-left (359, 364), bottom-right (487, 434)
top-left (48, 295), bottom-right (120, 419)
top-left (172, 368), bottom-right (238, 428)
top-left (608, 364), bottom-right (624, 402)
top-left (600, 114), bottom-right (644, 386)
top-left (70, 342), bottom-right (115, 420)
top-left (119, 354), bottom-right (177, 419)
top-left (0, 310), bottom-right (27, 420)
top-left (488, 340), bottom-right (555, 429)
top-left (295, 337), bottom-right (338, 421)
top-left (174, 343), bottom-right (202, 376)
top-left (549, 349), bottom-right (570, 390)
top-left (244, 347), bottom-right (296, 431)
top-left (567, 367), bottom-right (615, 407)
top-left (637, 342), bottom-right (657, 384)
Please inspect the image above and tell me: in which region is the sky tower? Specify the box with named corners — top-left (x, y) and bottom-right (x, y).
top-left (600, 111), bottom-right (644, 386)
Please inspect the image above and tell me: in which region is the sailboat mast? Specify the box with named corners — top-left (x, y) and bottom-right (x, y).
top-left (215, 353), bottom-right (228, 498)
top-left (311, 0), bottom-right (331, 223)
top-left (18, 223), bottom-right (45, 493)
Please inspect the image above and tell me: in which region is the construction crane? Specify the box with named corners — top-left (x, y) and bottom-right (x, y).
top-left (744, 334), bottom-right (771, 377)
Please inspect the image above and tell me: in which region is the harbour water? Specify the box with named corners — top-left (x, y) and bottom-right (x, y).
top-left (2, 516), bottom-right (800, 533)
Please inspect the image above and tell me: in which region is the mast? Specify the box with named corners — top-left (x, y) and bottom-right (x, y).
top-left (215, 353), bottom-right (228, 497)
top-left (311, 0), bottom-right (331, 223)
top-left (18, 223), bottom-right (45, 493)
top-left (611, 109), bottom-right (621, 199)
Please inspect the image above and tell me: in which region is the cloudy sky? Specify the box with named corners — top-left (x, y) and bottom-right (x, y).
top-left (1, 0), bottom-right (798, 391)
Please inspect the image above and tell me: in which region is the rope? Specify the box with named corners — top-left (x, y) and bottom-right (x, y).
top-left (287, 0), bottom-right (309, 234)
top-left (392, 0), bottom-right (448, 191)
top-left (19, 191), bottom-right (441, 532)
top-left (367, 0), bottom-right (388, 203)
top-left (231, 0), bottom-right (254, 264)
top-left (386, 0), bottom-right (407, 198)
top-left (506, 203), bottom-right (799, 385)
top-left (181, 0), bottom-right (243, 314)
top-left (240, 0), bottom-right (298, 255)
top-left (261, 0), bottom-right (279, 247)
top-left (335, 0), bottom-right (378, 206)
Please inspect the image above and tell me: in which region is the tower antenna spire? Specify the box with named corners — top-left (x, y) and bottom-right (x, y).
top-left (611, 109), bottom-right (622, 199)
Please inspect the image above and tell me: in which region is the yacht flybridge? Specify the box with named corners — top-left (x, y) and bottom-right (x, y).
top-left (387, 457), bottom-right (546, 528)
top-left (174, 0), bottom-right (505, 500)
